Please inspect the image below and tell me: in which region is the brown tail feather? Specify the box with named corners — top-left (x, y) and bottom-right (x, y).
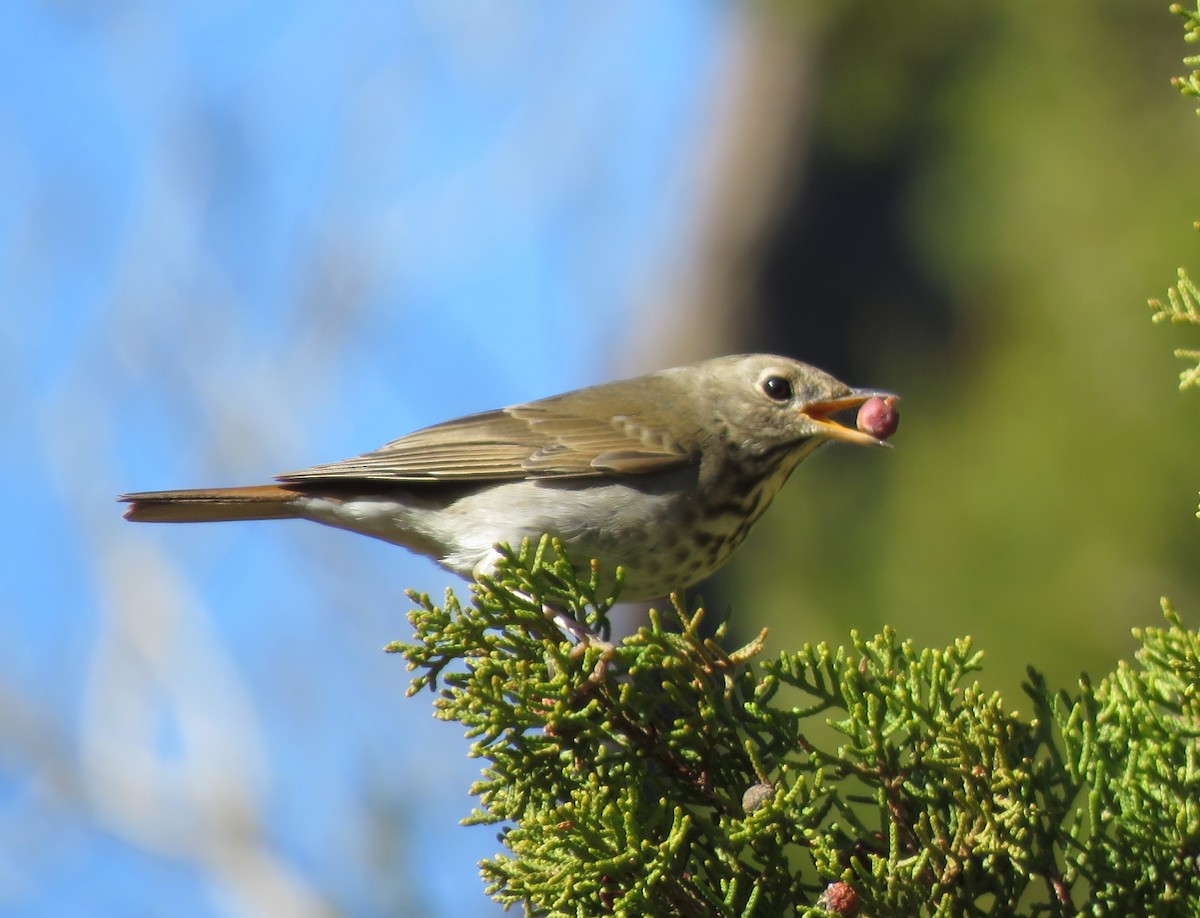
top-left (119, 484), bottom-right (303, 523)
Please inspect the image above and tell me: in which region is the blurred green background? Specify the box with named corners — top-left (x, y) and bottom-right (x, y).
top-left (724, 1), bottom-right (1200, 707)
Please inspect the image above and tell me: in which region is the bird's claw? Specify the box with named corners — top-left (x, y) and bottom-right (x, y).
top-left (544, 604), bottom-right (613, 656)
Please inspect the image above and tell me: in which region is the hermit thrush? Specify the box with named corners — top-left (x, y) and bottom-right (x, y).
top-left (120, 354), bottom-right (897, 601)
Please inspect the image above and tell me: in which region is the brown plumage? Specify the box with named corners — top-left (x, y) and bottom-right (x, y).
top-left (120, 354), bottom-right (895, 600)
top-left (122, 484), bottom-right (303, 523)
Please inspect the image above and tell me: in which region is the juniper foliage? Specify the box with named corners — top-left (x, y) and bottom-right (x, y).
top-left (389, 541), bottom-right (1200, 917)
top-left (1151, 1), bottom-right (1200, 392)
top-left (1150, 268), bottom-right (1200, 392)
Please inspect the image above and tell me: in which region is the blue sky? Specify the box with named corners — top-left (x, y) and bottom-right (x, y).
top-left (0, 4), bottom-right (731, 915)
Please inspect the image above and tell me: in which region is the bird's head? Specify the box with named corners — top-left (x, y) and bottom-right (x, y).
top-left (694, 354), bottom-right (897, 456)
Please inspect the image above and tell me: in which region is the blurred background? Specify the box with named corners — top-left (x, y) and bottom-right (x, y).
top-left (3, 1), bottom-right (1198, 915)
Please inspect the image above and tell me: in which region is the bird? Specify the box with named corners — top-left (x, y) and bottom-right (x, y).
top-left (120, 354), bottom-right (897, 602)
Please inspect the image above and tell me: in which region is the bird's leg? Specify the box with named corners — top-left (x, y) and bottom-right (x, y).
top-left (546, 604), bottom-right (616, 689)
top-left (544, 603), bottom-right (614, 657)
top-left (474, 549), bottom-right (613, 655)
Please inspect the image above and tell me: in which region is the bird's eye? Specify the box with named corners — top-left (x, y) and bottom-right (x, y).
top-left (760, 375), bottom-right (793, 402)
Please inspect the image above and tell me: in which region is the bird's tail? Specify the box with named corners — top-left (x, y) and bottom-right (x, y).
top-left (119, 484), bottom-right (302, 523)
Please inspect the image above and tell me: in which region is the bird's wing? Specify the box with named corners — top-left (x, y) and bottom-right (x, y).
top-left (277, 385), bottom-right (698, 483)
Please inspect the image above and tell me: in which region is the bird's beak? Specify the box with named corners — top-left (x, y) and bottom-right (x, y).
top-left (800, 389), bottom-right (898, 447)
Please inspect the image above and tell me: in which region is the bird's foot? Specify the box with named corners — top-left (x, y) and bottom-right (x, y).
top-left (544, 605), bottom-right (614, 657)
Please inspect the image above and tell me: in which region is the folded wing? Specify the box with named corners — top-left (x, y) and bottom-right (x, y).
top-left (278, 383), bottom-right (698, 484)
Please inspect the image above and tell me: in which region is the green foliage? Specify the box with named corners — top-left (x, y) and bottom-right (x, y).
top-left (1149, 267), bottom-right (1200, 390)
top-left (1170, 2), bottom-right (1200, 101)
top-left (1152, 2), bottom-right (1200, 392)
top-left (1150, 2), bottom-right (1200, 526)
top-left (1042, 600), bottom-right (1200, 915)
top-left (389, 542), bottom-right (1200, 917)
